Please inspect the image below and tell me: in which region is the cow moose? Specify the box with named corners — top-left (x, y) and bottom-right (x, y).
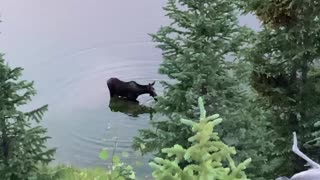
top-left (107, 77), bottom-right (157, 102)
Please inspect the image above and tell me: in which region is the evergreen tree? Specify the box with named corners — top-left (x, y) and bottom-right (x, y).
top-left (240, 0), bottom-right (320, 177)
top-left (133, 1), bottom-right (272, 179)
top-left (150, 97), bottom-right (251, 180)
top-left (0, 54), bottom-right (55, 179)
top-left (134, 0), bottom-right (247, 152)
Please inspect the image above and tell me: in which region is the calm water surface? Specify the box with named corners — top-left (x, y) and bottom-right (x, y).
top-left (0, 0), bottom-right (169, 178)
top-left (0, 0), bottom-right (259, 178)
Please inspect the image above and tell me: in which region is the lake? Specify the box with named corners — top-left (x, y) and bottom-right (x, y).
top-left (0, 0), bottom-right (259, 178)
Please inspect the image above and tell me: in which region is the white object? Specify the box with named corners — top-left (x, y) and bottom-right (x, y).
top-left (276, 132), bottom-right (320, 180)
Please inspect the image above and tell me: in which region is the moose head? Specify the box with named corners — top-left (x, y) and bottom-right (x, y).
top-left (147, 81), bottom-right (157, 101)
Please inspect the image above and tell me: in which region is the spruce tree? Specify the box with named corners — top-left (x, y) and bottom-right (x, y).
top-left (134, 0), bottom-right (246, 150)
top-left (150, 97), bottom-right (251, 180)
top-left (0, 54), bottom-right (55, 179)
top-left (133, 0), bottom-right (271, 179)
top-left (241, 0), bottom-right (320, 177)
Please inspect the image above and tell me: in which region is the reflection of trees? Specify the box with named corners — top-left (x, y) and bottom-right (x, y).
top-left (108, 97), bottom-right (155, 119)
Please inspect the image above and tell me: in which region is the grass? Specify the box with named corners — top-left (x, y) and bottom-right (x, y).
top-left (34, 165), bottom-right (113, 180)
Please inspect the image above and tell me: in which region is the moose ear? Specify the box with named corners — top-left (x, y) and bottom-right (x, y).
top-left (151, 81), bottom-right (155, 86)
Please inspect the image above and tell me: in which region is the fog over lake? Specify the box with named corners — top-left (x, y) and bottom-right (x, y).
top-left (0, 0), bottom-right (260, 177)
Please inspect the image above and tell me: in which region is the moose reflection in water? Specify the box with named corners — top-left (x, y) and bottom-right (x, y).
top-left (108, 96), bottom-right (155, 118)
top-left (107, 77), bottom-right (157, 103)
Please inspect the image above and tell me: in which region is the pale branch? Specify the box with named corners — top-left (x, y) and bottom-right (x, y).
top-left (292, 132), bottom-right (320, 169)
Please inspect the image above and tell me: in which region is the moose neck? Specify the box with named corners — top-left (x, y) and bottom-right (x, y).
top-left (135, 84), bottom-right (150, 95)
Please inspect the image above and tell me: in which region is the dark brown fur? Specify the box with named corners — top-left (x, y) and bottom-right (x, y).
top-left (107, 77), bottom-right (157, 102)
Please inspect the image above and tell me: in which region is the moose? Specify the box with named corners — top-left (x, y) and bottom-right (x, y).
top-left (107, 77), bottom-right (157, 102)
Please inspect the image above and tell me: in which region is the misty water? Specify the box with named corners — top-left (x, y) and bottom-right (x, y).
top-left (0, 0), bottom-right (260, 178)
top-left (0, 1), bottom-right (169, 178)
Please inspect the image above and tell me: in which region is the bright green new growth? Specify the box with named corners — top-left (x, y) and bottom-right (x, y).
top-left (97, 148), bottom-right (136, 180)
top-left (149, 97), bottom-right (251, 180)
